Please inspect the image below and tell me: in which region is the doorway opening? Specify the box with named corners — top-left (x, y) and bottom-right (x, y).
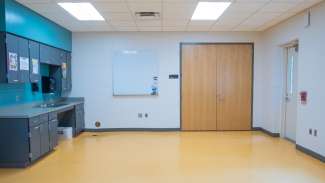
top-left (282, 41), bottom-right (299, 142)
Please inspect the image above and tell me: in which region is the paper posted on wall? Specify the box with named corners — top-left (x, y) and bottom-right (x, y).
top-left (62, 63), bottom-right (67, 79)
top-left (20, 57), bottom-right (30, 71)
top-left (32, 58), bottom-right (39, 74)
top-left (8, 52), bottom-right (18, 71)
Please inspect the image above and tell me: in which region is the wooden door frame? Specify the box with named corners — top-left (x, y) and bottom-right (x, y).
top-left (179, 42), bottom-right (255, 131)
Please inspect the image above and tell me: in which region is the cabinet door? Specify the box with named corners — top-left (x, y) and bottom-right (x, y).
top-left (54, 48), bottom-right (62, 65)
top-left (6, 34), bottom-right (19, 83)
top-left (61, 51), bottom-right (68, 93)
top-left (18, 37), bottom-right (30, 83)
top-left (75, 104), bottom-right (84, 135)
top-left (29, 125), bottom-right (41, 162)
top-left (75, 111), bottom-right (84, 135)
top-left (66, 53), bottom-right (72, 91)
top-left (49, 119), bottom-right (58, 150)
top-left (40, 44), bottom-right (50, 64)
top-left (29, 41), bottom-right (41, 83)
top-left (40, 122), bottom-right (50, 155)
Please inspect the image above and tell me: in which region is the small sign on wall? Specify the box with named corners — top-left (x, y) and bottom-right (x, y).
top-left (8, 52), bottom-right (18, 71)
top-left (300, 91), bottom-right (307, 105)
top-left (19, 57), bottom-right (29, 71)
top-left (32, 58), bottom-right (39, 74)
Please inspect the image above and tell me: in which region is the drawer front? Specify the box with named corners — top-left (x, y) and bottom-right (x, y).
top-left (49, 112), bottom-right (58, 121)
top-left (29, 116), bottom-right (40, 127)
top-left (29, 114), bottom-right (49, 127)
top-left (75, 104), bottom-right (84, 111)
top-left (39, 114), bottom-right (49, 122)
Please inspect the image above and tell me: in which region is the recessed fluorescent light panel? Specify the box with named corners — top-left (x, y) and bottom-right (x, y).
top-left (191, 2), bottom-right (231, 20)
top-left (58, 2), bottom-right (104, 21)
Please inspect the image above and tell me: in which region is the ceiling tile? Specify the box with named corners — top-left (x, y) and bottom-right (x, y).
top-left (216, 12), bottom-right (252, 26)
top-left (102, 12), bottom-right (134, 21)
top-left (138, 26), bottom-right (162, 31)
top-left (67, 22), bottom-right (114, 32)
top-left (240, 12), bottom-right (281, 26)
top-left (128, 2), bottom-right (162, 13)
top-left (290, 0), bottom-right (323, 13)
top-left (163, 3), bottom-right (196, 19)
top-left (163, 0), bottom-right (198, 3)
top-left (210, 24), bottom-right (236, 31)
top-left (110, 20), bottom-right (136, 27)
top-left (136, 20), bottom-right (162, 27)
top-left (271, 0), bottom-right (304, 2)
top-left (163, 26), bottom-right (187, 31)
top-left (233, 25), bottom-right (258, 31)
top-left (187, 25), bottom-right (211, 31)
top-left (16, 0), bottom-right (325, 32)
top-left (226, 2), bottom-right (266, 13)
top-left (127, 0), bottom-right (162, 2)
top-left (114, 26), bottom-right (138, 31)
top-left (257, 12), bottom-right (297, 31)
top-left (235, 0), bottom-right (269, 2)
top-left (260, 2), bottom-right (302, 13)
top-left (163, 19), bottom-right (189, 26)
top-left (188, 20), bottom-right (215, 26)
top-left (93, 2), bottom-right (129, 13)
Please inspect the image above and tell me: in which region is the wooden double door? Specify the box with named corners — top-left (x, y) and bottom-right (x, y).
top-left (181, 44), bottom-right (253, 131)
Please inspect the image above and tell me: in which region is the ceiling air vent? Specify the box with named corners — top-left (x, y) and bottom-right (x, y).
top-left (135, 12), bottom-right (160, 20)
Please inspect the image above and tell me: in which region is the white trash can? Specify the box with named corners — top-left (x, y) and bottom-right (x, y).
top-left (57, 127), bottom-right (73, 140)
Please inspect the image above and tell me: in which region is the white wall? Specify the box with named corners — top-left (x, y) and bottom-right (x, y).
top-left (260, 1), bottom-right (325, 156)
top-left (71, 0), bottom-right (325, 157)
top-left (70, 32), bottom-right (263, 129)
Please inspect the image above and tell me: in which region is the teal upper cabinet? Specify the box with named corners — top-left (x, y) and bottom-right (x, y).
top-left (1, 0), bottom-right (71, 51)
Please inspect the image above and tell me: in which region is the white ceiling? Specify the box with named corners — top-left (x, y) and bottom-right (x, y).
top-left (17, 0), bottom-right (323, 32)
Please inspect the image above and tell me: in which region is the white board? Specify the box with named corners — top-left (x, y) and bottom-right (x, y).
top-left (112, 50), bottom-right (159, 96)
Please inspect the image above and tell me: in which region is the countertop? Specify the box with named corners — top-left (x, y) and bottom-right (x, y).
top-left (0, 98), bottom-right (84, 119)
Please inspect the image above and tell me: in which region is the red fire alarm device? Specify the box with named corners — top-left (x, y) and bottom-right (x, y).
top-left (300, 91), bottom-right (307, 105)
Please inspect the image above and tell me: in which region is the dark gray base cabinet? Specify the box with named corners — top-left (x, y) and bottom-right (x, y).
top-left (75, 104), bottom-right (85, 136)
top-left (0, 102), bottom-right (84, 168)
top-left (0, 114), bottom-right (58, 168)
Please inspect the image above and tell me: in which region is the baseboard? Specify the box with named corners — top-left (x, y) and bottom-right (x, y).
top-left (252, 127), bottom-right (280, 137)
top-left (84, 128), bottom-right (181, 132)
top-left (0, 161), bottom-right (29, 168)
top-left (296, 144), bottom-right (325, 163)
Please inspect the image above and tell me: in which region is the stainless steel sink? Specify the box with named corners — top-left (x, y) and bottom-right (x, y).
top-left (35, 103), bottom-right (69, 108)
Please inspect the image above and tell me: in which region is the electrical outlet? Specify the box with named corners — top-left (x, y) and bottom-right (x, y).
top-left (144, 113), bottom-right (148, 118)
top-left (314, 129), bottom-right (318, 137)
top-left (95, 121), bottom-right (101, 128)
top-left (138, 113), bottom-right (143, 118)
top-left (309, 129), bottom-right (313, 135)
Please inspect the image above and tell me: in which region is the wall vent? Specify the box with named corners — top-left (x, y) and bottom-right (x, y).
top-left (135, 12), bottom-right (160, 20)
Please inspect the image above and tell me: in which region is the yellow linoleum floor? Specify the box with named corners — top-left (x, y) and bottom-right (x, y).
top-left (0, 131), bottom-right (324, 183)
